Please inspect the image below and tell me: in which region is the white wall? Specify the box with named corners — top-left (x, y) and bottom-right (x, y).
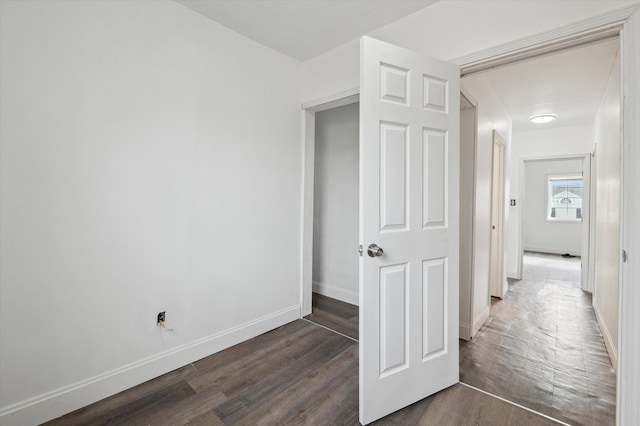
top-left (0, 1), bottom-right (301, 424)
top-left (593, 51), bottom-right (621, 367)
top-left (506, 125), bottom-right (594, 277)
top-left (523, 159), bottom-right (583, 255)
top-left (312, 103), bottom-right (359, 305)
top-left (461, 74), bottom-right (512, 336)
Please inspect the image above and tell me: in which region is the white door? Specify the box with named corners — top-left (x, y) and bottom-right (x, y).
top-left (489, 131), bottom-right (507, 298)
top-left (359, 37), bottom-right (460, 424)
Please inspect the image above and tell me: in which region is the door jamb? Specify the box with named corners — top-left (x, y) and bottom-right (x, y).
top-left (459, 89), bottom-right (478, 341)
top-left (518, 154), bottom-right (592, 283)
top-left (300, 88), bottom-right (359, 317)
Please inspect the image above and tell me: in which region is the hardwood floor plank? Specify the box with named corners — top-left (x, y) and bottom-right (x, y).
top-left (305, 308), bottom-right (358, 340)
top-left (371, 396), bottom-right (435, 425)
top-left (48, 380), bottom-right (195, 426)
top-left (214, 330), bottom-right (353, 423)
top-left (187, 321), bottom-right (327, 394)
top-left (313, 293), bottom-right (358, 319)
top-left (43, 365), bottom-right (199, 425)
top-left (304, 293), bottom-right (358, 339)
top-left (192, 320), bottom-right (309, 373)
top-left (413, 384), bottom-right (557, 426)
top-left (122, 386), bottom-right (226, 426)
top-left (280, 366), bottom-right (359, 426)
top-left (239, 344), bottom-right (358, 425)
top-left (182, 411), bottom-right (226, 426)
top-left (219, 326), bottom-right (345, 398)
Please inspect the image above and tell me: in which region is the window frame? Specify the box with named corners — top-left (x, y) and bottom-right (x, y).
top-left (546, 174), bottom-right (583, 223)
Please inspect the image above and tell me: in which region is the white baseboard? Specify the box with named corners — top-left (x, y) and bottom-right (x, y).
top-left (593, 304), bottom-right (618, 372)
top-left (471, 306), bottom-right (490, 338)
top-left (459, 323), bottom-right (472, 341)
top-left (524, 246), bottom-right (582, 257)
top-left (0, 305), bottom-right (300, 426)
top-left (312, 281), bottom-right (359, 306)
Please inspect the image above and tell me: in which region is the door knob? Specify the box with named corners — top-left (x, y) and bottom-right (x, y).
top-left (367, 243), bottom-right (384, 257)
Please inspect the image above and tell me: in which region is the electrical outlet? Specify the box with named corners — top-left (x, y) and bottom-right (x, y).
top-left (157, 311), bottom-right (165, 327)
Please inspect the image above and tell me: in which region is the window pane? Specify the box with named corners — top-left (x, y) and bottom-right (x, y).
top-left (547, 176), bottom-right (582, 222)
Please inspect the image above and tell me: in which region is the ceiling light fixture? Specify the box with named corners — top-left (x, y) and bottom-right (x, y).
top-left (528, 113), bottom-right (557, 124)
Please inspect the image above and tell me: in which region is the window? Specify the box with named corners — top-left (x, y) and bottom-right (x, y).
top-left (547, 175), bottom-right (582, 222)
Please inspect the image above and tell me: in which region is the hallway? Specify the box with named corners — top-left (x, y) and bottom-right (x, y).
top-left (460, 252), bottom-right (616, 426)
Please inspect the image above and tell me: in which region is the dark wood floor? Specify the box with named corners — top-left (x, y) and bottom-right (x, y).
top-left (45, 317), bottom-right (558, 425)
top-left (304, 293), bottom-right (359, 340)
top-left (460, 252), bottom-right (617, 426)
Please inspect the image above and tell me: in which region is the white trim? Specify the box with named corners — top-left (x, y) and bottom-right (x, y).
top-left (312, 281), bottom-right (359, 306)
top-left (523, 247), bottom-right (582, 257)
top-left (594, 304), bottom-right (619, 372)
top-left (453, 5), bottom-right (637, 75)
top-left (459, 88), bottom-right (478, 343)
top-left (459, 323), bottom-right (471, 341)
top-left (459, 383), bottom-right (571, 426)
top-left (618, 9), bottom-right (640, 425)
top-left (0, 305), bottom-right (300, 426)
top-left (301, 91), bottom-right (361, 318)
top-left (581, 154), bottom-right (594, 293)
top-left (302, 87), bottom-right (359, 111)
top-left (300, 109), bottom-right (316, 317)
top-left (471, 305), bottom-right (490, 338)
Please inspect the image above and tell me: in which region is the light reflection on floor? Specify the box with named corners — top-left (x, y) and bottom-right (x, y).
top-left (460, 252), bottom-right (616, 426)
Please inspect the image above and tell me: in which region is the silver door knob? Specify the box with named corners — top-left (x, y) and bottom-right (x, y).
top-left (367, 243), bottom-right (384, 257)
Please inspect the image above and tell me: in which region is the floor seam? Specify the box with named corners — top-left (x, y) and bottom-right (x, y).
top-left (459, 382), bottom-right (570, 425)
top-left (301, 318), bottom-right (359, 343)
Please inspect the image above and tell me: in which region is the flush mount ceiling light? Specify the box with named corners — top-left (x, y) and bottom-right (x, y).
top-left (528, 113), bottom-right (558, 124)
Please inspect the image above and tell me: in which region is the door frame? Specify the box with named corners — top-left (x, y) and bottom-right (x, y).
top-left (300, 4), bottom-right (639, 423)
top-left (517, 154), bottom-right (592, 285)
top-left (489, 130), bottom-right (507, 298)
top-left (300, 88), bottom-right (359, 317)
top-left (454, 9), bottom-right (638, 423)
top-left (459, 89), bottom-right (478, 341)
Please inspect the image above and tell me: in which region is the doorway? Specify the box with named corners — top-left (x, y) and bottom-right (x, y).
top-left (459, 35), bottom-right (620, 425)
top-left (300, 15), bottom-right (636, 424)
top-left (303, 101), bottom-right (360, 340)
top-left (301, 90), bottom-right (359, 317)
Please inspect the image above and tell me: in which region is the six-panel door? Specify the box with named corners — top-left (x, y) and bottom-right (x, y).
top-left (359, 36), bottom-right (460, 425)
